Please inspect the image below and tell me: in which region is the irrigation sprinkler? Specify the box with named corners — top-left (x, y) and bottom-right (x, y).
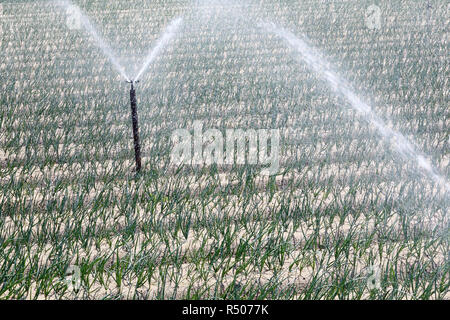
top-left (57, 1), bottom-right (182, 174)
top-left (126, 80), bottom-right (142, 173)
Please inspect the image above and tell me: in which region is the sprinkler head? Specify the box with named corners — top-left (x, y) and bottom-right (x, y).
top-left (126, 79), bottom-right (140, 89)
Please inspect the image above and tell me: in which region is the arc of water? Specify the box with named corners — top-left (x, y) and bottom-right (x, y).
top-left (54, 1), bottom-right (183, 83)
top-left (55, 0), bottom-right (130, 81)
top-left (262, 22), bottom-right (449, 194)
top-left (134, 17), bottom-right (183, 81)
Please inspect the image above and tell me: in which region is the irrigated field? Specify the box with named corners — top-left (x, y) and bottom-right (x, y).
top-left (0, 0), bottom-right (448, 299)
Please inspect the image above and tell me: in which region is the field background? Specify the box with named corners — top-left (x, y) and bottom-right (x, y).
top-left (0, 0), bottom-right (448, 299)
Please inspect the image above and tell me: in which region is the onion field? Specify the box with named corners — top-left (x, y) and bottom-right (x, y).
top-left (0, 0), bottom-right (448, 299)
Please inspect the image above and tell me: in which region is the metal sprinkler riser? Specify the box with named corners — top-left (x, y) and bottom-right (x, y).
top-left (127, 80), bottom-right (142, 173)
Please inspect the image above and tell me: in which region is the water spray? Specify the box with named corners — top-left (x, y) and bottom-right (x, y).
top-left (263, 22), bottom-right (450, 194)
top-left (55, 0), bottom-right (130, 81)
top-left (135, 17), bottom-right (183, 82)
top-left (126, 80), bottom-right (142, 173)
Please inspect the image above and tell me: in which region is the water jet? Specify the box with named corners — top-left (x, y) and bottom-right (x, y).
top-left (55, 0), bottom-right (130, 82)
top-left (262, 22), bottom-right (450, 194)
